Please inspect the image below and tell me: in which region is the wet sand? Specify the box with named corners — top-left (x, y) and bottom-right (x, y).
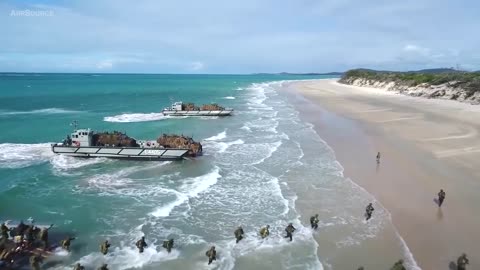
top-left (286, 79), bottom-right (480, 270)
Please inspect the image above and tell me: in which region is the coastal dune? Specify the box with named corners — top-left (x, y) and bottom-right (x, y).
top-left (287, 79), bottom-right (480, 270)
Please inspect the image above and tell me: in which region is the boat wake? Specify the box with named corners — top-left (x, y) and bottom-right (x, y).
top-left (103, 113), bottom-right (188, 122)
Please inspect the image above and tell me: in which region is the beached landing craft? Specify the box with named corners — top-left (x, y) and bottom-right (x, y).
top-left (162, 101), bottom-right (233, 116)
top-left (51, 124), bottom-right (202, 161)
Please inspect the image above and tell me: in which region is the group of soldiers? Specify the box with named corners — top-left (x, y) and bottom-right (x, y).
top-left (73, 236), bottom-right (174, 270)
top-left (372, 153), bottom-right (469, 270)
top-left (0, 221), bottom-right (52, 269)
top-left (0, 220), bottom-right (84, 270)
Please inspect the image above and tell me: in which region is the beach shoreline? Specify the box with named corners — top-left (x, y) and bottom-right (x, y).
top-left (285, 79), bottom-right (480, 270)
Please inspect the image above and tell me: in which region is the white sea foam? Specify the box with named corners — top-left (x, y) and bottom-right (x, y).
top-left (199, 116), bottom-right (219, 120)
top-left (252, 141), bottom-right (282, 165)
top-left (0, 108), bottom-right (83, 116)
top-left (0, 143), bottom-right (54, 169)
top-left (51, 155), bottom-right (109, 174)
top-left (223, 96), bottom-right (236, 99)
top-left (150, 167), bottom-right (221, 217)
top-left (219, 140), bottom-right (244, 153)
top-left (205, 130), bottom-right (227, 141)
top-left (59, 244), bottom-right (180, 270)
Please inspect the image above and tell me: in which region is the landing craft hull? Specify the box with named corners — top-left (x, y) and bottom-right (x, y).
top-left (51, 145), bottom-right (189, 161)
top-left (162, 110), bottom-right (233, 116)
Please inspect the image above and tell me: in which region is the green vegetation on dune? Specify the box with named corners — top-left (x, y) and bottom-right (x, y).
top-left (340, 69), bottom-right (480, 97)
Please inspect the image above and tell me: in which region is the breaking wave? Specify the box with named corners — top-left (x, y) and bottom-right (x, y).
top-left (223, 96), bottom-right (236, 99)
top-left (0, 143), bottom-right (53, 169)
top-left (150, 166), bottom-right (221, 217)
top-left (205, 130), bottom-right (227, 141)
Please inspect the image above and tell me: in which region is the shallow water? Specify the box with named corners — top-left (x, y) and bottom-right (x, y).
top-left (0, 74), bottom-right (417, 269)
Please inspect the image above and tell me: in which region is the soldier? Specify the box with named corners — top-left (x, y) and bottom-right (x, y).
top-left (39, 227), bottom-right (49, 250)
top-left (73, 263), bottom-right (85, 270)
top-left (234, 226), bottom-right (244, 244)
top-left (259, 225), bottom-right (270, 239)
top-left (100, 240), bottom-right (111, 255)
top-left (438, 189), bottom-right (446, 207)
top-left (376, 152), bottom-right (381, 164)
top-left (1, 223), bottom-right (9, 240)
top-left (29, 255), bottom-right (42, 270)
top-left (0, 248), bottom-right (14, 265)
top-left (457, 253), bottom-right (469, 270)
top-left (61, 236), bottom-right (76, 252)
top-left (98, 263), bottom-right (109, 270)
top-left (135, 236), bottom-right (147, 253)
top-left (284, 223), bottom-right (296, 241)
top-left (310, 214), bottom-right (319, 230)
top-left (162, 239), bottom-right (174, 253)
top-left (16, 220), bottom-right (27, 236)
top-left (25, 225), bottom-right (35, 245)
top-left (365, 203), bottom-right (375, 221)
top-left (390, 259), bottom-right (406, 270)
top-left (205, 246), bottom-right (216, 265)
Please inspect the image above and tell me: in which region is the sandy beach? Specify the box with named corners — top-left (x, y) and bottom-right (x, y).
top-left (286, 79), bottom-right (480, 270)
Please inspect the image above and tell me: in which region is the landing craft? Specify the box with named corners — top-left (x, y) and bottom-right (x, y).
top-left (51, 123), bottom-right (202, 161)
top-left (162, 101), bottom-right (233, 116)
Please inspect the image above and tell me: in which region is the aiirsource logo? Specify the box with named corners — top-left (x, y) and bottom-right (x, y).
top-left (10, 9), bottom-right (54, 17)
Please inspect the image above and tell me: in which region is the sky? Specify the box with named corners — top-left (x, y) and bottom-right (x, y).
top-left (1, 0), bottom-right (479, 73)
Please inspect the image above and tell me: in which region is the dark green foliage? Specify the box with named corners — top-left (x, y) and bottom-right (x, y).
top-left (340, 69), bottom-right (480, 91)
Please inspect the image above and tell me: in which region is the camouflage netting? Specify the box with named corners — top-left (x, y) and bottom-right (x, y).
top-left (92, 131), bottom-right (138, 147)
top-left (201, 103), bottom-right (225, 110)
top-left (181, 103), bottom-right (200, 111)
top-left (157, 134), bottom-right (203, 157)
top-left (181, 102), bottom-right (225, 111)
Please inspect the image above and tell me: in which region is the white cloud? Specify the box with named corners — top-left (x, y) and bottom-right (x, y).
top-left (96, 60), bottom-right (113, 69)
top-left (404, 44), bottom-right (419, 52)
top-left (403, 44), bottom-right (430, 54)
top-left (188, 61), bottom-right (205, 71)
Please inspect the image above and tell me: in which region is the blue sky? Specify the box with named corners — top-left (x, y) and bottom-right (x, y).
top-left (1, 0), bottom-right (479, 73)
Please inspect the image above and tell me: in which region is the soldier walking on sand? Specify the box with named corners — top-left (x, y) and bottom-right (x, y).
top-left (162, 239), bottom-right (174, 253)
top-left (136, 236), bottom-right (147, 253)
top-left (206, 246), bottom-right (216, 265)
top-left (284, 223), bottom-right (296, 241)
top-left (438, 189), bottom-right (446, 207)
top-left (365, 203), bottom-right (375, 221)
top-left (259, 225), bottom-right (270, 239)
top-left (310, 214), bottom-right (319, 230)
top-left (376, 152), bottom-right (381, 164)
top-left (234, 227), bottom-right (244, 243)
top-left (457, 253), bottom-right (469, 270)
top-left (390, 259), bottom-right (406, 270)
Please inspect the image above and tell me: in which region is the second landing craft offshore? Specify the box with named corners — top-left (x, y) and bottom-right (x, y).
top-left (51, 124), bottom-right (202, 161)
top-left (162, 101), bottom-right (233, 116)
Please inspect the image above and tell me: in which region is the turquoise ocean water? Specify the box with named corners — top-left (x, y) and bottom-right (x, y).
top-left (0, 74), bottom-right (417, 270)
